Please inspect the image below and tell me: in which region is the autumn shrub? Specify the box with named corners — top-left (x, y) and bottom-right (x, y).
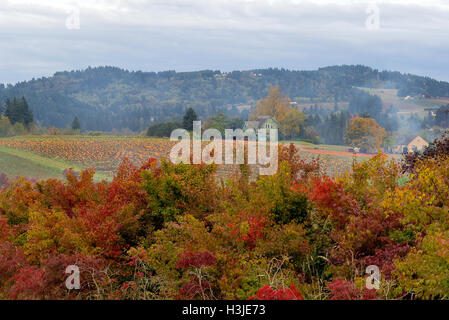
top-left (249, 283), bottom-right (304, 300)
top-left (0, 173), bottom-right (8, 188)
top-left (1, 139), bottom-right (449, 300)
top-left (327, 280), bottom-right (377, 300)
top-left (141, 159), bottom-right (218, 229)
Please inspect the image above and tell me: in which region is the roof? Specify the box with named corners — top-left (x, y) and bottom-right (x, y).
top-left (408, 136), bottom-right (429, 147)
top-left (256, 116), bottom-right (279, 124)
top-left (244, 116), bottom-right (278, 130)
top-left (396, 136), bottom-right (428, 146)
top-left (244, 121), bottom-right (260, 130)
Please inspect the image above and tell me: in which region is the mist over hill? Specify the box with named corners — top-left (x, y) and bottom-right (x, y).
top-left (1, 65), bottom-right (449, 132)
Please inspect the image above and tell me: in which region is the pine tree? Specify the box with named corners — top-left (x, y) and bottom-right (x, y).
top-left (5, 98), bottom-right (19, 124)
top-left (71, 116), bottom-right (81, 130)
top-left (4, 99), bottom-right (10, 119)
top-left (4, 97), bottom-right (33, 126)
top-left (21, 97), bottom-right (33, 126)
top-left (182, 108), bottom-right (198, 131)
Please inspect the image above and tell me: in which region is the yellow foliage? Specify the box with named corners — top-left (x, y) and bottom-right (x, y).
top-left (251, 85), bottom-right (306, 138)
top-left (345, 117), bottom-right (386, 151)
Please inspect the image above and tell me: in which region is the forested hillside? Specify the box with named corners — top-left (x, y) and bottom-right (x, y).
top-left (1, 65), bottom-right (449, 132)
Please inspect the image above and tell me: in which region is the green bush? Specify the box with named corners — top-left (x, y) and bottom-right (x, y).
top-left (146, 122), bottom-right (182, 137)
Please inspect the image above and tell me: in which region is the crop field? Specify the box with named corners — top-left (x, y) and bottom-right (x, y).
top-left (0, 136), bottom-right (175, 181)
top-left (0, 135), bottom-right (396, 181)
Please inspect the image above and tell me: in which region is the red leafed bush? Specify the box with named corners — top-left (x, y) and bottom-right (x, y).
top-left (242, 215), bottom-right (266, 249)
top-left (0, 242), bottom-right (27, 283)
top-left (8, 266), bottom-right (46, 300)
top-left (176, 251), bottom-right (217, 269)
top-left (306, 177), bottom-right (360, 228)
top-left (7, 254), bottom-right (109, 300)
top-left (249, 283), bottom-right (304, 300)
top-left (327, 280), bottom-right (377, 300)
top-left (362, 243), bottom-right (410, 279)
top-left (0, 218), bottom-right (12, 241)
top-left (177, 279), bottom-right (214, 300)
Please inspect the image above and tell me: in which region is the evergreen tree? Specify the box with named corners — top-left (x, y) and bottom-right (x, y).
top-left (5, 98), bottom-right (19, 124)
top-left (21, 97), bottom-right (33, 126)
top-left (182, 108), bottom-right (198, 131)
top-left (4, 99), bottom-right (10, 120)
top-left (71, 116), bottom-right (81, 130)
top-left (4, 97), bottom-right (33, 126)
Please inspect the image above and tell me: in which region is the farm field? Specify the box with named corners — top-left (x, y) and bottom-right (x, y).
top-left (0, 147), bottom-right (64, 181)
top-left (0, 145), bottom-right (109, 181)
top-left (0, 135), bottom-right (398, 181)
top-left (0, 136), bottom-right (174, 180)
top-left (356, 87), bottom-right (448, 115)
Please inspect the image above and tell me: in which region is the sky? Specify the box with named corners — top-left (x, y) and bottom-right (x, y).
top-left (1, 0), bottom-right (448, 84)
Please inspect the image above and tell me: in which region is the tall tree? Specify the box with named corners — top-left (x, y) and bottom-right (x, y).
top-left (252, 85), bottom-right (291, 123)
top-left (21, 97), bottom-right (33, 126)
top-left (182, 108), bottom-right (198, 131)
top-left (4, 97), bottom-right (33, 126)
top-left (281, 108), bottom-right (307, 139)
top-left (348, 90), bottom-right (382, 120)
top-left (4, 98), bottom-right (17, 124)
top-left (71, 116), bottom-right (81, 130)
top-left (345, 116), bottom-right (386, 152)
top-left (253, 85), bottom-right (307, 139)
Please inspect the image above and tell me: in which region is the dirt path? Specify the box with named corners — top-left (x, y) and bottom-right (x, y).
top-left (302, 148), bottom-right (375, 158)
top-left (301, 147), bottom-right (400, 158)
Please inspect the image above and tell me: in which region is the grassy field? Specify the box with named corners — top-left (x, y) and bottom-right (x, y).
top-left (293, 87), bottom-right (449, 117)
top-left (356, 87), bottom-right (447, 115)
top-left (0, 145), bottom-right (110, 181)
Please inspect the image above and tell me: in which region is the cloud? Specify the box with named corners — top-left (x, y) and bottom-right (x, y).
top-left (0, 0), bottom-right (448, 83)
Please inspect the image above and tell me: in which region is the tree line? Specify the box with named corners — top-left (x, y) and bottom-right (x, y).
top-left (0, 96), bottom-right (34, 137)
top-left (145, 86), bottom-right (398, 151)
top-left (0, 97), bottom-right (33, 126)
top-left (2, 65), bottom-right (449, 132)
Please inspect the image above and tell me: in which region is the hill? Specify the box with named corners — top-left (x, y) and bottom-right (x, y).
top-left (1, 65), bottom-right (449, 132)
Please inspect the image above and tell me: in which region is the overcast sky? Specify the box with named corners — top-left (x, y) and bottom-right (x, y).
top-left (1, 0), bottom-right (448, 84)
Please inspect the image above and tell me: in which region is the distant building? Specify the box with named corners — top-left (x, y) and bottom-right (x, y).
top-left (407, 136), bottom-right (429, 152)
top-left (347, 147), bottom-right (361, 153)
top-left (392, 136), bottom-right (429, 154)
top-left (243, 116), bottom-right (279, 140)
top-left (244, 116), bottom-right (279, 130)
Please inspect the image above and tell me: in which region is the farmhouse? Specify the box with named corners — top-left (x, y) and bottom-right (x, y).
top-left (244, 116), bottom-right (279, 130)
top-left (407, 136), bottom-right (429, 152)
top-left (243, 116), bottom-right (279, 141)
top-left (392, 136), bottom-right (429, 154)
